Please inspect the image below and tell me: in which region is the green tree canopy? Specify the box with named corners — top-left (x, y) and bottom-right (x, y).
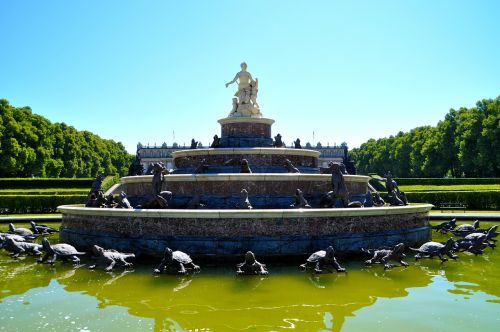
top-left (350, 96), bottom-right (500, 177)
top-left (0, 99), bottom-right (133, 177)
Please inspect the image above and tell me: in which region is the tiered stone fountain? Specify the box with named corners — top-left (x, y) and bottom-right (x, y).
top-left (59, 64), bottom-right (432, 258)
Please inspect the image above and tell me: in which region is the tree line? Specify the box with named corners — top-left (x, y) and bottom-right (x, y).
top-left (0, 99), bottom-right (133, 178)
top-left (350, 96), bottom-right (499, 177)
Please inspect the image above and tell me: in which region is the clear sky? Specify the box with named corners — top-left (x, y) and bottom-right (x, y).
top-left (2, 0), bottom-right (499, 153)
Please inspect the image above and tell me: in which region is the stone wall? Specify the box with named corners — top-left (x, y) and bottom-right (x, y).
top-left (173, 148), bottom-right (319, 170)
top-left (59, 205), bottom-right (432, 257)
top-left (221, 122), bottom-right (271, 138)
top-left (121, 174), bottom-right (369, 208)
top-left (62, 211), bottom-right (428, 237)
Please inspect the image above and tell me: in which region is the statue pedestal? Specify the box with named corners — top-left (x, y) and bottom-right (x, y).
top-left (217, 117), bottom-right (275, 147)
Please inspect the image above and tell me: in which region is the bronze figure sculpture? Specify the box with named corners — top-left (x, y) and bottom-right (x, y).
top-left (152, 162), bottom-right (168, 196)
top-left (210, 135), bottom-right (221, 148)
top-left (331, 163), bottom-right (349, 207)
top-left (240, 159), bottom-right (252, 173)
top-left (236, 189), bottom-right (253, 209)
top-left (236, 251), bottom-right (268, 275)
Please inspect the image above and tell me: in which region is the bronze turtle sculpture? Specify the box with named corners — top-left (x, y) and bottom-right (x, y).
top-left (2, 237), bottom-right (43, 258)
top-left (0, 233), bottom-right (28, 247)
top-left (8, 223), bottom-right (37, 240)
top-left (30, 221), bottom-right (59, 234)
top-left (453, 238), bottom-right (489, 255)
top-left (89, 245), bottom-right (135, 271)
top-left (236, 251), bottom-right (269, 275)
top-left (450, 220), bottom-right (479, 236)
top-left (431, 218), bottom-right (457, 234)
top-left (456, 220), bottom-right (480, 232)
top-left (463, 226), bottom-right (497, 249)
top-left (37, 238), bottom-right (86, 264)
top-left (362, 243), bottom-right (409, 269)
top-left (410, 238), bottom-right (457, 262)
top-left (476, 227), bottom-right (499, 239)
top-left (153, 247), bottom-right (200, 275)
top-left (300, 246), bottom-right (346, 273)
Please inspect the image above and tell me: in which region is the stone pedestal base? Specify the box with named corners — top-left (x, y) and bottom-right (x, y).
top-left (218, 117), bottom-right (275, 148)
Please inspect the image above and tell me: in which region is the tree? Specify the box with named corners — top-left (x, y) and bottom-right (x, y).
top-left (0, 99), bottom-right (133, 177)
top-left (350, 96), bottom-right (500, 177)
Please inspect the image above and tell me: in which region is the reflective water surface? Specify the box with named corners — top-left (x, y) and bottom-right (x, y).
top-left (1, 221), bottom-right (499, 332)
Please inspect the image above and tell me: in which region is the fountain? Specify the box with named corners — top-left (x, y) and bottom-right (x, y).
top-left (59, 63), bottom-right (432, 258)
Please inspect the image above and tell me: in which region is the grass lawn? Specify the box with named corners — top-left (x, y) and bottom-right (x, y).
top-left (399, 184), bottom-right (500, 192)
top-left (430, 209), bottom-right (500, 213)
top-left (0, 213), bottom-right (62, 217)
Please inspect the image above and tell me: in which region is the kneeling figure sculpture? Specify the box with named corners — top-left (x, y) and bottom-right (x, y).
top-left (236, 251), bottom-right (269, 275)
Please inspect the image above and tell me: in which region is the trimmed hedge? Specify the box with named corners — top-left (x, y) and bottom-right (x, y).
top-left (0, 195), bottom-right (86, 214)
top-left (406, 190), bottom-right (500, 210)
top-left (0, 190), bottom-right (88, 195)
top-left (394, 178), bottom-right (500, 186)
top-left (0, 178), bottom-right (93, 189)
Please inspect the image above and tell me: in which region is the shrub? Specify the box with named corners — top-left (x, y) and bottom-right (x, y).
top-left (0, 195), bottom-right (86, 214)
top-left (406, 191), bottom-right (500, 210)
top-left (0, 178), bottom-right (93, 189)
top-left (394, 178), bottom-right (500, 186)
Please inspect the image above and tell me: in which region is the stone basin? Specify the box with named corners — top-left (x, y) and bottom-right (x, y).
top-left (172, 147), bottom-right (321, 173)
top-left (59, 203), bottom-right (433, 258)
top-left (120, 173), bottom-right (371, 208)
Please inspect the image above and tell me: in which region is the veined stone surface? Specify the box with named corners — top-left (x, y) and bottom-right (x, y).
top-left (59, 204), bottom-right (432, 257)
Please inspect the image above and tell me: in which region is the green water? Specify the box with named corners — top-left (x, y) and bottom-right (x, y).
top-left (1, 222), bottom-right (499, 332)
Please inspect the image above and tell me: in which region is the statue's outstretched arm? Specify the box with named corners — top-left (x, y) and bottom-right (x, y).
top-left (225, 73), bottom-right (239, 87)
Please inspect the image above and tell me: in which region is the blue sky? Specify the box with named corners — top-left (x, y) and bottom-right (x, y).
top-left (2, 0), bottom-right (499, 153)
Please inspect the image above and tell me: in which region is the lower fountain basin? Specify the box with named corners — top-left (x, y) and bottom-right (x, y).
top-left (59, 204), bottom-right (433, 258)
